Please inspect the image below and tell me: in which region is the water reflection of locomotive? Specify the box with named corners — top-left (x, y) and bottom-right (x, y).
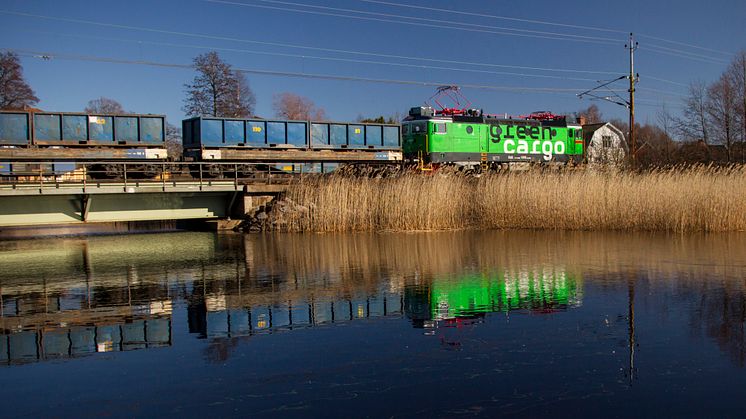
top-left (186, 267), bottom-right (583, 340)
top-left (406, 268), bottom-right (583, 328)
top-left (0, 105), bottom-right (585, 177)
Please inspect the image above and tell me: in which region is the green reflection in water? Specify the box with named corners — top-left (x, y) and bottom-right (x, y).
top-left (430, 269), bottom-right (582, 321)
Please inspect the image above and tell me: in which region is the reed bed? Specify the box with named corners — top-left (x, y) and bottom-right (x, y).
top-left (272, 165), bottom-right (746, 233)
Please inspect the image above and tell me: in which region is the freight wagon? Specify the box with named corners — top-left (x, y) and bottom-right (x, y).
top-left (182, 116), bottom-right (402, 163)
top-left (0, 110), bottom-right (168, 177)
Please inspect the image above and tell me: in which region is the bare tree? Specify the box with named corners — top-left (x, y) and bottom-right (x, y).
top-left (727, 50), bottom-right (746, 161)
top-left (85, 97), bottom-right (125, 114)
top-left (183, 52), bottom-right (255, 118)
top-left (678, 81), bottom-right (710, 145)
top-left (0, 52), bottom-right (39, 110)
top-left (358, 113), bottom-right (401, 124)
top-left (637, 122), bottom-right (676, 166)
top-left (272, 92), bottom-right (327, 120)
top-left (165, 123), bottom-right (182, 160)
top-left (707, 74), bottom-right (738, 162)
top-left (578, 104), bottom-right (603, 124)
top-left (656, 104), bottom-right (676, 163)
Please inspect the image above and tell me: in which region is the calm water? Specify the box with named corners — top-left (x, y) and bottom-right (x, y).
top-left (2, 230), bottom-right (746, 417)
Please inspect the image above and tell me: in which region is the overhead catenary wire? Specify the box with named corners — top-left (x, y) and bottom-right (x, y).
top-left (356, 0), bottom-right (734, 58)
top-left (10, 30), bottom-right (616, 84)
top-left (0, 9), bottom-right (700, 90)
top-left (0, 10), bottom-right (623, 76)
top-left (246, 0), bottom-right (625, 43)
top-left (637, 33), bottom-right (733, 57)
top-left (644, 44), bottom-right (729, 64)
top-left (4, 48), bottom-right (589, 94)
top-left (355, 0), bottom-right (627, 34)
top-left (0, 8), bottom-right (695, 113)
top-left (15, 28), bottom-right (693, 92)
top-left (6, 48), bottom-right (687, 111)
top-left (208, 0), bottom-right (733, 65)
top-left (206, 0), bottom-right (621, 46)
top-left (642, 45), bottom-right (729, 65)
top-left (643, 75), bottom-right (688, 88)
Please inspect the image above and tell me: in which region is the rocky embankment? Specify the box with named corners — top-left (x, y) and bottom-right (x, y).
top-left (236, 197), bottom-right (312, 233)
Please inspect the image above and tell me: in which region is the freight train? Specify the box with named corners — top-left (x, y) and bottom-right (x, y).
top-left (0, 105), bottom-right (585, 178)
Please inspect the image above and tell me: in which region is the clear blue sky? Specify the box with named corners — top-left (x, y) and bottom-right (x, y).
top-left (1, 0), bottom-right (744, 126)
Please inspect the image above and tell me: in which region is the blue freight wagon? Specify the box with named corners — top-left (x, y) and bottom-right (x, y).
top-left (0, 111), bottom-right (166, 146)
top-left (0, 110), bottom-right (169, 161)
top-left (183, 116), bottom-right (400, 149)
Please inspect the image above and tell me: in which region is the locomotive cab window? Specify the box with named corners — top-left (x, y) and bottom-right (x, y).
top-left (433, 123), bottom-right (447, 134)
top-left (402, 124), bottom-right (410, 135)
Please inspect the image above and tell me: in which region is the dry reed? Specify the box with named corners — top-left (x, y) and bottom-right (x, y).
top-left (272, 165), bottom-right (746, 233)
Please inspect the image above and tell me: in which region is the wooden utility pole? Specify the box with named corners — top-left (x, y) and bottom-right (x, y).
top-left (626, 34), bottom-right (639, 164)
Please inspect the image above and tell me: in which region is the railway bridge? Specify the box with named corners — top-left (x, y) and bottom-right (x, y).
top-left (0, 161), bottom-right (299, 233)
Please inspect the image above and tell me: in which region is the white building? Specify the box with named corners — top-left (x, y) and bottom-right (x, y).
top-left (583, 123), bottom-right (628, 165)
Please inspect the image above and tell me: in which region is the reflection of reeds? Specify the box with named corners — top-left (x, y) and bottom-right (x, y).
top-left (247, 230), bottom-right (746, 283)
top-left (274, 166), bottom-right (746, 232)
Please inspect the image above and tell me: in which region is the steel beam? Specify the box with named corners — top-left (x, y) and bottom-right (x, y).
top-left (0, 148), bottom-right (168, 160)
top-left (0, 192), bottom-right (232, 227)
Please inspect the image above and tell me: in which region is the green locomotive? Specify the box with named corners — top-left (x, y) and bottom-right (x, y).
top-left (402, 106), bottom-right (584, 166)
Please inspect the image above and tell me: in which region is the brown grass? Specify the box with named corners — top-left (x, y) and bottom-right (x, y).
top-left (271, 165), bottom-right (746, 233)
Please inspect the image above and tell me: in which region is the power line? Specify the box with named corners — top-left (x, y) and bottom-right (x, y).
top-left (637, 33), bottom-right (733, 57)
top-left (643, 45), bottom-right (728, 65)
top-left (5, 48), bottom-right (587, 94)
top-left (645, 43), bottom-right (729, 64)
top-left (0, 8), bottom-right (720, 87)
top-left (0, 10), bottom-right (622, 76)
top-left (635, 87), bottom-right (687, 98)
top-left (211, 0), bottom-right (732, 65)
top-left (356, 0), bottom-right (734, 59)
top-left (643, 75), bottom-right (688, 87)
top-left (17, 28), bottom-right (694, 93)
top-left (248, 0), bottom-right (624, 43)
top-left (355, 0), bottom-right (627, 34)
top-left (12, 30), bottom-right (609, 84)
top-left (6, 46), bottom-right (686, 112)
top-left (206, 0), bottom-right (621, 45)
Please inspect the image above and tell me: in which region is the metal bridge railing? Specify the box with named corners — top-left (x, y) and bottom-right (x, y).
top-left (0, 161), bottom-right (315, 194)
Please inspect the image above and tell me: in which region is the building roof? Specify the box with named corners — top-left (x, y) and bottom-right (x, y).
top-left (582, 122), bottom-right (628, 151)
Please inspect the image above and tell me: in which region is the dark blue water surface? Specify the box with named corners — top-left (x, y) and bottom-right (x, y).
top-left (2, 231), bottom-right (746, 417)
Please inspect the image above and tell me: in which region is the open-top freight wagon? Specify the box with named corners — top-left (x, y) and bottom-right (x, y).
top-left (182, 116), bottom-right (402, 163)
top-left (0, 110), bottom-right (167, 177)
